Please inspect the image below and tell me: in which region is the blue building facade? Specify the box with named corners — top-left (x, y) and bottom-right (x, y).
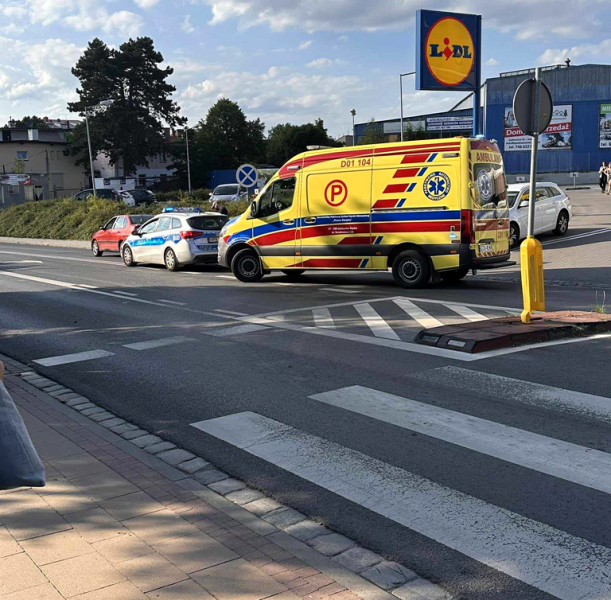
top-left (358, 64), bottom-right (611, 176)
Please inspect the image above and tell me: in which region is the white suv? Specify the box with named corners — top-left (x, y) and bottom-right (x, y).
top-left (122, 208), bottom-right (228, 271)
top-left (507, 182), bottom-right (572, 248)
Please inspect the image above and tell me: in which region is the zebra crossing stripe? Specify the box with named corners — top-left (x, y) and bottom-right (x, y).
top-left (393, 298), bottom-right (443, 329)
top-left (444, 304), bottom-right (488, 322)
top-left (123, 336), bottom-right (195, 350)
top-left (34, 350), bottom-right (114, 367)
top-left (414, 366), bottom-right (611, 424)
top-left (312, 308), bottom-right (335, 329)
top-left (191, 411), bottom-right (611, 600)
top-left (309, 385), bottom-right (611, 494)
top-left (354, 303), bottom-right (400, 340)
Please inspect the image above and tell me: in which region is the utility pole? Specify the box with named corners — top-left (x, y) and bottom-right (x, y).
top-left (185, 125), bottom-right (192, 195)
top-left (399, 72), bottom-right (416, 141)
top-left (84, 100), bottom-right (112, 194)
top-left (350, 109), bottom-right (356, 146)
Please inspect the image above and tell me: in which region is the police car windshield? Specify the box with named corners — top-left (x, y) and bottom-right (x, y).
top-left (507, 192), bottom-right (520, 208)
top-left (214, 185), bottom-right (238, 195)
top-left (187, 216), bottom-right (228, 230)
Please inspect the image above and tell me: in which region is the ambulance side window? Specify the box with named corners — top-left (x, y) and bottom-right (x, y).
top-left (259, 178), bottom-right (296, 218)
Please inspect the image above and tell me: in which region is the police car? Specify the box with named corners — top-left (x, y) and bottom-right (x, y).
top-left (121, 208), bottom-right (229, 271)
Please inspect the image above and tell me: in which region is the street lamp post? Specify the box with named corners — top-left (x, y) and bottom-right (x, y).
top-left (184, 124), bottom-right (192, 195)
top-left (84, 100), bottom-right (112, 195)
top-left (399, 72), bottom-right (416, 142)
top-left (350, 109), bottom-right (356, 146)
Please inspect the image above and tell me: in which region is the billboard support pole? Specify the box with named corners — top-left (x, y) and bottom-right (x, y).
top-left (472, 86), bottom-right (480, 137)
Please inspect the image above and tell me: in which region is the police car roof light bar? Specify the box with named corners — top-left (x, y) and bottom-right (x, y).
top-left (162, 207), bottom-right (203, 213)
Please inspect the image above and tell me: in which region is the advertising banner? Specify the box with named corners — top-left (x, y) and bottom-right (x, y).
top-left (600, 103), bottom-right (611, 148)
top-left (427, 116), bottom-right (473, 131)
top-left (504, 105), bottom-right (572, 151)
top-left (383, 120), bottom-right (426, 134)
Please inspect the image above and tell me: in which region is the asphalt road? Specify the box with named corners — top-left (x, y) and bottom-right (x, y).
top-left (1, 188), bottom-right (610, 600)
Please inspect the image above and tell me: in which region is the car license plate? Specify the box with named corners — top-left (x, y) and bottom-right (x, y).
top-left (208, 236), bottom-right (218, 243)
top-left (479, 243), bottom-right (493, 253)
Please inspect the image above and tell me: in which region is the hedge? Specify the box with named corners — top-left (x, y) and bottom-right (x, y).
top-left (0, 196), bottom-right (250, 241)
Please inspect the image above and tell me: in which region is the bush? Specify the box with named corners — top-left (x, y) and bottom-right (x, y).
top-left (0, 196), bottom-right (250, 241)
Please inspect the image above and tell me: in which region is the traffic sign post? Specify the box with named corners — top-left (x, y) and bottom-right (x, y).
top-left (236, 164), bottom-right (259, 190)
top-left (513, 67), bottom-right (551, 323)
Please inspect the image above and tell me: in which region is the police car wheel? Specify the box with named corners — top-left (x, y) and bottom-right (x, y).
top-left (392, 250), bottom-right (430, 288)
top-left (92, 241), bottom-right (103, 257)
top-left (122, 245), bottom-right (136, 267)
top-left (164, 249), bottom-right (179, 271)
top-left (232, 249), bottom-right (263, 283)
top-left (281, 269), bottom-right (305, 278)
top-left (440, 268), bottom-right (469, 283)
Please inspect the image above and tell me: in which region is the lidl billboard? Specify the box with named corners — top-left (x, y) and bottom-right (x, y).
top-left (416, 10), bottom-right (481, 92)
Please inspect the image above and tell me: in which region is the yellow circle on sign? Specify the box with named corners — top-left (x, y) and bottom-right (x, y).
top-left (425, 17), bottom-right (475, 87)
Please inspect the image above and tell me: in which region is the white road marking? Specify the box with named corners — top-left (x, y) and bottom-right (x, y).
top-left (216, 275), bottom-right (235, 280)
top-left (158, 299), bottom-right (187, 306)
top-left (214, 309), bottom-right (248, 316)
top-left (0, 249), bottom-right (122, 267)
top-left (310, 385), bottom-right (611, 494)
top-left (77, 284), bottom-right (98, 289)
top-left (123, 336), bottom-right (195, 350)
top-left (203, 324), bottom-right (268, 337)
top-left (542, 228), bottom-right (611, 246)
top-left (444, 304), bottom-right (488, 322)
top-left (253, 296), bottom-right (520, 319)
top-left (354, 303), bottom-right (400, 340)
top-left (0, 260), bottom-right (43, 264)
top-left (414, 366), bottom-right (611, 423)
top-left (191, 412), bottom-right (611, 600)
top-left (320, 287), bottom-right (360, 294)
top-left (273, 282), bottom-right (295, 286)
top-left (265, 315), bottom-right (286, 321)
top-left (393, 298), bottom-right (443, 329)
top-left (113, 290), bottom-right (138, 297)
top-left (312, 308), bottom-right (335, 329)
top-left (34, 349), bottom-right (114, 367)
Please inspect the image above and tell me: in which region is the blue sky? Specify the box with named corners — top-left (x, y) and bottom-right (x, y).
top-left (0, 1), bottom-right (608, 137)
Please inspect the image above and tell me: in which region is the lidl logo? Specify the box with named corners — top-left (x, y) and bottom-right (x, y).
top-left (425, 17), bottom-right (475, 87)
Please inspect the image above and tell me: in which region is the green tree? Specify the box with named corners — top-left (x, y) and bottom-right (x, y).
top-left (357, 118), bottom-right (385, 145)
top-left (13, 158), bottom-right (25, 174)
top-left (266, 119), bottom-right (339, 166)
top-left (66, 37), bottom-right (182, 175)
top-left (403, 122), bottom-right (430, 141)
top-left (4, 116), bottom-right (50, 129)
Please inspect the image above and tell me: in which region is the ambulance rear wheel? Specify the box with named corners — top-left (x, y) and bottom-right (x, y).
top-left (232, 249), bottom-right (263, 283)
top-left (392, 250), bottom-right (430, 288)
top-left (281, 269), bottom-right (305, 278)
top-left (440, 268), bottom-right (469, 283)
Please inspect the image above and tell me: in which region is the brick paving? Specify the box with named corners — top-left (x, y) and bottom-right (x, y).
top-left (0, 361), bottom-right (368, 600)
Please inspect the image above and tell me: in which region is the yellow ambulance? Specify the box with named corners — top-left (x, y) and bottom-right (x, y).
top-left (218, 137), bottom-right (512, 288)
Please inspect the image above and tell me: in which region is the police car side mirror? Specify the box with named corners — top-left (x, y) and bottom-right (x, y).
top-left (519, 200), bottom-right (529, 208)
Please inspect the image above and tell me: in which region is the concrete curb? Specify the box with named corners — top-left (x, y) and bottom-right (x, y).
top-left (0, 236), bottom-right (89, 248)
top-left (1, 352), bottom-right (453, 600)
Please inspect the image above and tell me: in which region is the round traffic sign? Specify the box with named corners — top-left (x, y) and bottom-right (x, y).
top-left (512, 78), bottom-right (553, 136)
top-left (236, 164), bottom-right (258, 188)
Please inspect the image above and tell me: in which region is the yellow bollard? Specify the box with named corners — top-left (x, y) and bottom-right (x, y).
top-left (520, 236), bottom-right (545, 323)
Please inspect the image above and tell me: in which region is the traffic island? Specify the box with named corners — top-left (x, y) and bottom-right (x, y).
top-left (414, 311), bottom-right (611, 354)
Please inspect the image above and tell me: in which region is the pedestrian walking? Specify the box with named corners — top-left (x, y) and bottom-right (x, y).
top-left (0, 360), bottom-right (46, 490)
top-left (599, 162), bottom-right (607, 193)
top-left (212, 201), bottom-right (228, 216)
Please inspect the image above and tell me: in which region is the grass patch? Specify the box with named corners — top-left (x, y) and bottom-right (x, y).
top-left (0, 196), bottom-right (250, 241)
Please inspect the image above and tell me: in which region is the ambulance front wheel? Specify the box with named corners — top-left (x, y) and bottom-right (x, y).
top-left (232, 249), bottom-right (264, 283)
top-left (392, 250), bottom-right (431, 288)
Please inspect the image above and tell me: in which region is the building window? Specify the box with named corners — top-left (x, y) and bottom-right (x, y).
top-left (8, 185), bottom-right (19, 194)
top-left (159, 151), bottom-right (167, 163)
top-left (50, 151), bottom-right (55, 160)
top-left (17, 151), bottom-right (28, 161)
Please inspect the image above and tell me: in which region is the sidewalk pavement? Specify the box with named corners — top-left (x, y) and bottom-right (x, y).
top-left (0, 357), bottom-right (380, 600)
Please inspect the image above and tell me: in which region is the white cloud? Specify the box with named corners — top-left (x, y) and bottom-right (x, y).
top-left (1, 6), bottom-right (27, 19)
top-left (202, 0), bottom-right (607, 39)
top-left (182, 14), bottom-right (195, 33)
top-left (537, 39), bottom-right (611, 65)
top-left (63, 8), bottom-right (143, 37)
top-left (337, 35), bottom-right (349, 42)
top-left (485, 58), bottom-right (499, 66)
top-left (134, 0), bottom-right (160, 8)
top-left (298, 40), bottom-right (312, 50)
top-left (307, 57), bottom-right (347, 68)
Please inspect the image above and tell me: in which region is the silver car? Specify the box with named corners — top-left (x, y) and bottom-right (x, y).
top-left (210, 184), bottom-right (248, 203)
top-left (121, 208), bottom-right (228, 271)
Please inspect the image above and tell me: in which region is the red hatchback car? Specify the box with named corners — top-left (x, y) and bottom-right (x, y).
top-left (91, 214), bottom-right (152, 256)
